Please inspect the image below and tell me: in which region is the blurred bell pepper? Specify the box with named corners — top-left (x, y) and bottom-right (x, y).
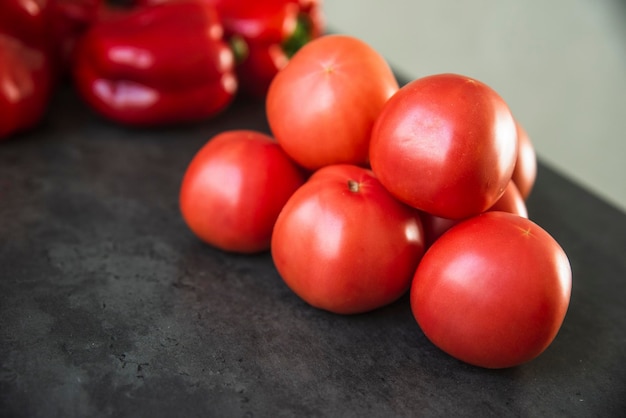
top-left (0, 1), bottom-right (49, 49)
top-left (210, 0), bottom-right (324, 98)
top-left (0, 32), bottom-right (53, 140)
top-left (136, 0), bottom-right (324, 98)
top-left (0, 0), bottom-right (102, 77)
top-left (72, 0), bottom-right (237, 126)
top-left (48, 0), bottom-right (103, 74)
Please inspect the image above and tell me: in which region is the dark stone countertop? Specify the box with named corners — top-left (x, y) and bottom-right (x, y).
top-left (1, 85), bottom-right (625, 417)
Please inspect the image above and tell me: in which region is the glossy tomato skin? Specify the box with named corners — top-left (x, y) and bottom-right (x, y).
top-left (411, 211), bottom-right (572, 369)
top-left (179, 130), bottom-right (306, 253)
top-left (266, 34), bottom-right (399, 171)
top-left (370, 73), bottom-right (518, 219)
top-left (421, 181), bottom-right (528, 246)
top-left (512, 120), bottom-right (537, 200)
top-left (271, 164), bottom-right (426, 314)
top-left (489, 180), bottom-right (528, 216)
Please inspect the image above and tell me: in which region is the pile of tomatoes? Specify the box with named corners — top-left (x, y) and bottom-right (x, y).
top-left (179, 34), bottom-right (572, 369)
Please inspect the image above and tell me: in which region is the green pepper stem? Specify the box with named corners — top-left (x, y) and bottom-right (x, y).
top-left (229, 35), bottom-right (249, 65)
top-left (282, 14), bottom-right (313, 58)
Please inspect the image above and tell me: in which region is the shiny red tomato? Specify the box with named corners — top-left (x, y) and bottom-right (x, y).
top-left (179, 130), bottom-right (306, 253)
top-left (512, 120), bottom-right (537, 199)
top-left (271, 164), bottom-right (426, 314)
top-left (411, 211), bottom-right (572, 368)
top-left (421, 181), bottom-right (528, 246)
top-left (488, 181), bottom-right (528, 216)
top-left (369, 73), bottom-right (518, 219)
top-left (266, 34), bottom-right (399, 171)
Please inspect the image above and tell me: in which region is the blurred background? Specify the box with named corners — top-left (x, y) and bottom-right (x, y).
top-left (324, 0), bottom-right (626, 212)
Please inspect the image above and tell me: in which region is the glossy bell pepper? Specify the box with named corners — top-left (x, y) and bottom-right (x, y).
top-left (212, 0), bottom-right (325, 98)
top-left (0, 32), bottom-right (53, 140)
top-left (0, 0), bottom-right (102, 77)
top-left (0, 1), bottom-right (49, 50)
top-left (136, 0), bottom-right (324, 98)
top-left (72, 0), bottom-right (237, 126)
top-left (49, 0), bottom-right (103, 74)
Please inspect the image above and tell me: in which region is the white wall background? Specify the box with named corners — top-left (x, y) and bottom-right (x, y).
top-left (324, 0), bottom-right (626, 212)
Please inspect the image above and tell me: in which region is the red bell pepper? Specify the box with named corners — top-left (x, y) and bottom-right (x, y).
top-left (48, 0), bottom-right (103, 74)
top-left (0, 33), bottom-right (53, 140)
top-left (0, 1), bottom-right (49, 50)
top-left (0, 0), bottom-right (102, 77)
top-left (72, 0), bottom-right (237, 126)
top-left (212, 0), bottom-right (325, 97)
top-left (137, 0), bottom-right (324, 98)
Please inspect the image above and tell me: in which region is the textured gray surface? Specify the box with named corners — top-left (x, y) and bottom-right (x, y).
top-left (1, 86), bottom-right (625, 417)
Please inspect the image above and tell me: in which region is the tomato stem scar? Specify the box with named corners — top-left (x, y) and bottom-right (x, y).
top-left (516, 225), bottom-right (533, 237)
top-left (347, 179), bottom-right (360, 192)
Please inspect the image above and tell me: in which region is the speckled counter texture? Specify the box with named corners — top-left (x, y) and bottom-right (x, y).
top-left (1, 86), bottom-right (625, 417)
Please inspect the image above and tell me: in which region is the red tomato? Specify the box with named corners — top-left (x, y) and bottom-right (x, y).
top-left (419, 213), bottom-right (458, 249)
top-left (411, 211), bottom-right (572, 369)
top-left (489, 180), bottom-right (528, 216)
top-left (512, 120), bottom-right (537, 199)
top-left (271, 164), bottom-right (426, 314)
top-left (266, 34), bottom-right (399, 171)
top-left (369, 73), bottom-right (518, 219)
top-left (421, 181), bottom-right (528, 246)
top-left (179, 130), bottom-right (306, 253)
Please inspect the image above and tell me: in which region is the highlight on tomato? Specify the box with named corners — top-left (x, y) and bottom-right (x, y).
top-left (369, 73), bottom-right (518, 220)
top-left (411, 211), bottom-right (572, 369)
top-left (266, 34), bottom-right (399, 171)
top-left (512, 120), bottom-right (538, 200)
top-left (271, 164), bottom-right (426, 314)
top-left (179, 129), bottom-right (306, 253)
